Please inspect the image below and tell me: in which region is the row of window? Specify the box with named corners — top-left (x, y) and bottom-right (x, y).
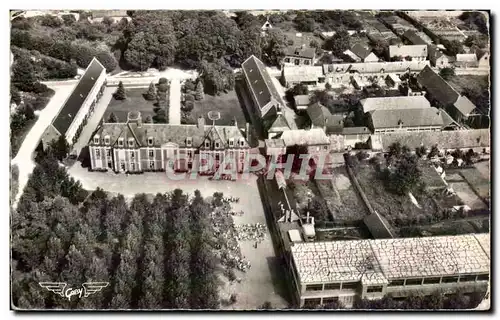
top-left (284, 57), bottom-right (311, 65)
top-left (96, 149), bottom-right (245, 162)
top-left (305, 282), bottom-right (358, 292)
top-left (95, 135), bottom-right (246, 149)
top-left (388, 274), bottom-right (489, 287)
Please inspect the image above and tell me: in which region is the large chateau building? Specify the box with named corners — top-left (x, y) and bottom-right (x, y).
top-left (89, 113), bottom-right (252, 174)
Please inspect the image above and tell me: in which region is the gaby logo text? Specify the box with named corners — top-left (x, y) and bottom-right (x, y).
top-left (39, 282), bottom-right (109, 301)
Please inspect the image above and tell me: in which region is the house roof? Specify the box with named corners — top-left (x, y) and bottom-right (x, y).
top-left (283, 65), bottom-right (323, 83)
top-left (268, 113), bottom-right (291, 132)
top-left (349, 43), bottom-right (373, 60)
top-left (454, 96), bottom-right (477, 116)
top-left (402, 30), bottom-right (428, 45)
top-left (92, 10), bottom-right (128, 18)
top-left (417, 65), bottom-right (460, 106)
top-left (361, 96), bottom-right (431, 113)
top-left (369, 107), bottom-right (446, 129)
top-left (294, 95), bottom-right (310, 106)
top-left (363, 211), bottom-right (394, 239)
top-left (377, 128), bottom-right (490, 151)
top-left (323, 60), bottom-right (430, 75)
top-left (307, 102), bottom-right (344, 133)
top-left (285, 46), bottom-right (316, 59)
top-left (93, 121), bottom-right (249, 149)
top-left (456, 54), bottom-right (478, 62)
top-left (52, 57), bottom-right (105, 136)
top-left (342, 126), bottom-right (370, 135)
top-left (387, 73), bottom-right (401, 83)
top-left (389, 44), bottom-right (428, 58)
top-left (279, 128), bottom-right (330, 146)
top-left (291, 234), bottom-right (490, 284)
top-left (242, 55), bottom-right (282, 112)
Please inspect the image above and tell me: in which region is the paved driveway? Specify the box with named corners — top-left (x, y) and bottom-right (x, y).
top-left (11, 83), bottom-right (76, 207)
top-left (168, 79), bottom-right (181, 124)
top-left (72, 86), bottom-right (114, 154)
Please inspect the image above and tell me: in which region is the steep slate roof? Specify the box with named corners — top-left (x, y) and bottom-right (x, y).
top-left (361, 96), bottom-right (431, 113)
top-left (456, 53), bottom-right (478, 62)
top-left (349, 43), bottom-right (373, 60)
top-left (284, 46), bottom-right (315, 59)
top-left (417, 65), bottom-right (460, 106)
top-left (369, 107), bottom-right (446, 129)
top-left (268, 113), bottom-right (291, 132)
top-left (377, 129), bottom-right (490, 150)
top-left (93, 122), bottom-right (249, 149)
top-left (402, 30), bottom-right (428, 45)
top-left (52, 58), bottom-right (105, 135)
top-left (454, 96), bottom-right (477, 116)
top-left (242, 55), bottom-right (282, 111)
top-left (389, 44), bottom-right (428, 58)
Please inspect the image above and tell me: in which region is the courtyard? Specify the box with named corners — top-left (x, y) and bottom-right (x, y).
top-left (189, 90), bottom-right (248, 127)
top-left (67, 164), bottom-right (289, 309)
top-left (103, 87), bottom-right (156, 123)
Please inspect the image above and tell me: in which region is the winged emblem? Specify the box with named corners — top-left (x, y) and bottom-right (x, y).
top-left (39, 282), bottom-right (67, 297)
top-left (82, 282), bottom-right (109, 297)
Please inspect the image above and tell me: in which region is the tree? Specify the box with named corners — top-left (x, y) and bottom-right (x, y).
top-left (444, 39), bottom-right (465, 56)
top-left (415, 146), bottom-right (427, 158)
top-left (12, 55), bottom-right (37, 92)
top-left (325, 82), bottom-right (332, 91)
top-left (145, 82), bottom-right (157, 101)
top-left (113, 81), bottom-right (127, 100)
top-left (294, 15), bottom-right (316, 32)
top-left (439, 67), bottom-right (455, 80)
top-left (194, 80), bottom-right (204, 100)
top-left (61, 14), bottom-right (76, 26)
top-left (124, 31), bottom-right (158, 71)
top-left (107, 112), bottom-right (118, 123)
top-left (145, 115), bottom-right (153, 123)
top-left (48, 135), bottom-right (70, 161)
top-left (464, 34), bottom-right (488, 49)
top-left (153, 109), bottom-right (167, 123)
top-left (39, 14), bottom-right (62, 28)
top-left (324, 30), bottom-right (350, 56)
top-left (385, 152), bottom-right (422, 195)
top-left (199, 60), bottom-right (235, 95)
top-left (22, 104), bottom-right (35, 121)
top-left (260, 28), bottom-right (287, 66)
top-left (309, 39), bottom-right (320, 48)
top-left (11, 85), bottom-right (22, 105)
top-left (95, 51), bottom-right (118, 73)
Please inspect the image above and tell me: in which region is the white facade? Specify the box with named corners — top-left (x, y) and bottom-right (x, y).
top-left (65, 67), bottom-right (106, 144)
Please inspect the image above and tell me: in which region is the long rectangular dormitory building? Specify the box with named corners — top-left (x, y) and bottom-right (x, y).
top-left (288, 233), bottom-right (490, 308)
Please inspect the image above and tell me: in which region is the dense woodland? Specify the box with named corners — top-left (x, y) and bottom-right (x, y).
top-left (12, 153), bottom-right (219, 309)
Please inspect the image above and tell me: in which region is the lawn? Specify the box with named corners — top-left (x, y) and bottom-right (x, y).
top-left (104, 88), bottom-right (156, 123)
top-left (189, 91), bottom-right (248, 127)
top-left (448, 75), bottom-right (489, 96)
top-left (315, 167), bottom-right (368, 222)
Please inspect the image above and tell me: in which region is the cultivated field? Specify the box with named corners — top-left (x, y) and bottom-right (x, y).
top-left (315, 166), bottom-right (367, 222)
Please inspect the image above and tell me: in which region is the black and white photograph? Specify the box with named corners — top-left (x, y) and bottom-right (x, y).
top-left (8, 7), bottom-right (491, 312)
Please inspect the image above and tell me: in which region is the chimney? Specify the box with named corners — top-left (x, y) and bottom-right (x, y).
top-left (197, 116), bottom-right (205, 131)
top-left (398, 119), bottom-right (403, 129)
top-left (311, 216), bottom-right (315, 226)
top-left (306, 211), bottom-right (310, 224)
top-left (246, 122), bottom-right (250, 142)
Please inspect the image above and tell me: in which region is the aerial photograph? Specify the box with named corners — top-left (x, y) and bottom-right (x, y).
top-left (9, 9), bottom-right (490, 311)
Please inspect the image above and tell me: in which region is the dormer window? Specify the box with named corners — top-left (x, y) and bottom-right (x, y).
top-left (94, 135), bottom-right (100, 144)
top-left (229, 138), bottom-right (234, 148)
top-left (118, 138), bottom-right (124, 147)
top-left (147, 137), bottom-right (153, 146)
top-left (186, 137), bottom-right (192, 147)
top-left (215, 142), bottom-right (220, 149)
top-left (104, 135), bottom-right (110, 145)
top-left (239, 138), bottom-right (245, 147)
top-left (128, 138), bottom-right (134, 148)
top-left (205, 140), bottom-right (210, 148)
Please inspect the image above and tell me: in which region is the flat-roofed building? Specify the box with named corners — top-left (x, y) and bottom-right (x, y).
top-left (289, 234), bottom-right (490, 308)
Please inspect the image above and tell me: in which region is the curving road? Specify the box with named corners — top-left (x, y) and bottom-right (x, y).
top-left (11, 83), bottom-right (76, 208)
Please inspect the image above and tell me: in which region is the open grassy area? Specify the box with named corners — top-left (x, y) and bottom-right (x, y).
top-left (315, 167), bottom-right (367, 222)
top-left (190, 91), bottom-right (248, 127)
top-left (448, 75), bottom-right (489, 95)
top-left (397, 218), bottom-right (489, 238)
top-left (354, 162), bottom-right (462, 227)
top-left (104, 88), bottom-right (156, 123)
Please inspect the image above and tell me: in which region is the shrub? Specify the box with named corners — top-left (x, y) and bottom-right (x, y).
top-left (183, 101), bottom-right (194, 112)
top-left (184, 94), bottom-right (195, 102)
top-left (356, 151), bottom-right (370, 161)
top-left (229, 294), bottom-right (237, 304)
